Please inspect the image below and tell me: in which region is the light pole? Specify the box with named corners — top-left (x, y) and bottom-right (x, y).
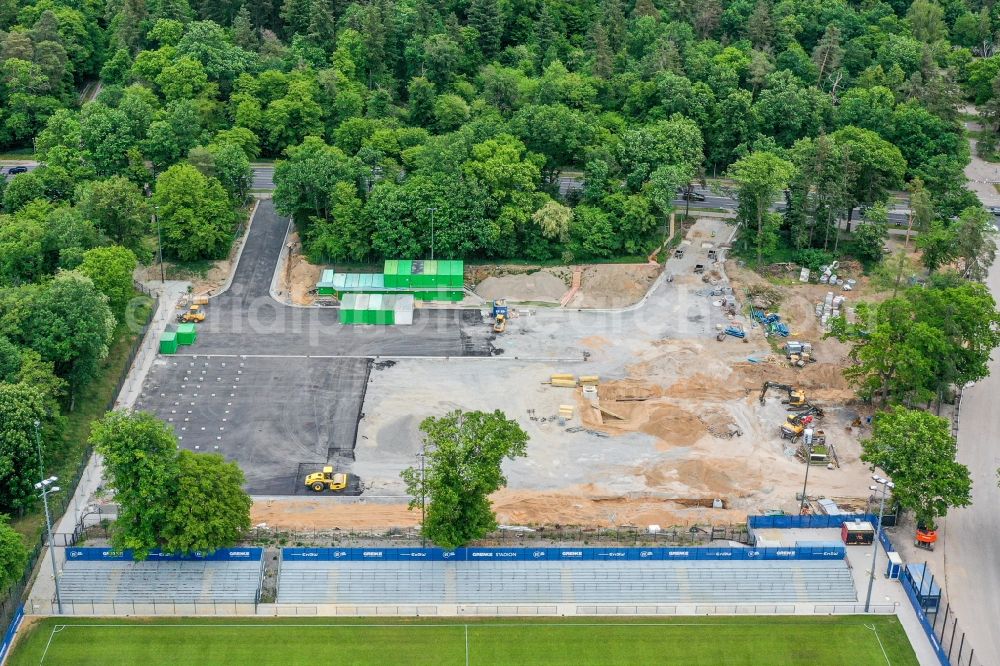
top-left (36, 476), bottom-right (63, 614)
top-left (33, 419), bottom-right (44, 480)
top-left (864, 475), bottom-right (895, 613)
top-left (427, 207), bottom-right (437, 261)
top-left (799, 428), bottom-right (814, 514)
top-left (417, 447), bottom-right (427, 547)
top-left (153, 206), bottom-right (164, 284)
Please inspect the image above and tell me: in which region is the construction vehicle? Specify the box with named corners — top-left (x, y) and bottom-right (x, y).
top-left (915, 525), bottom-right (937, 551)
top-left (491, 299), bottom-right (507, 333)
top-left (304, 466), bottom-right (349, 492)
top-left (176, 304), bottom-right (205, 323)
top-left (780, 408), bottom-right (825, 439)
top-left (759, 381), bottom-right (808, 409)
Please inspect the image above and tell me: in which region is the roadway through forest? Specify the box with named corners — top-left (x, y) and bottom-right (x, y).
top-left (938, 114), bottom-right (1000, 666)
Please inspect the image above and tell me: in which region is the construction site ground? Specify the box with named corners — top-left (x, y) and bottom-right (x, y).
top-left (275, 245), bottom-right (663, 309)
top-left (250, 216), bottom-right (887, 531)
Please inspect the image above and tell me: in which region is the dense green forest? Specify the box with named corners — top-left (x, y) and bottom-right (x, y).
top-left (0, 0), bottom-right (992, 268)
top-left (0, 0), bottom-right (998, 530)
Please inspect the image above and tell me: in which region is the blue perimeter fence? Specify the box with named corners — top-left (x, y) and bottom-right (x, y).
top-left (748, 513), bottom-right (878, 530)
top-left (0, 606), bottom-right (23, 664)
top-left (751, 513), bottom-right (972, 666)
top-left (282, 545), bottom-right (846, 562)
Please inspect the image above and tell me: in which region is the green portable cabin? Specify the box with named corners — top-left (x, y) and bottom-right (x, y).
top-left (330, 272), bottom-right (386, 298)
top-left (339, 293), bottom-right (357, 324)
top-left (441, 259), bottom-right (464, 288)
top-left (159, 331), bottom-right (178, 354)
top-left (316, 269), bottom-right (337, 296)
top-left (383, 260), bottom-right (398, 288)
top-left (339, 293), bottom-right (414, 325)
top-left (176, 323), bottom-right (197, 346)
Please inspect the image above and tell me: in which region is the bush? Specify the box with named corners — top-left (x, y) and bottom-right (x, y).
top-left (794, 248), bottom-right (835, 271)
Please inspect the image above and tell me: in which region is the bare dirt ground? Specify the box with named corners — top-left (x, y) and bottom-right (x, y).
top-left (134, 256), bottom-right (234, 296)
top-left (276, 231), bottom-right (321, 305)
top-left (470, 263), bottom-right (660, 308)
top-left (246, 218), bottom-right (890, 532)
top-left (565, 264), bottom-right (660, 308)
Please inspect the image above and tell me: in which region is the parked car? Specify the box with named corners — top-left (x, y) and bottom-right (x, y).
top-left (988, 206), bottom-right (1000, 216)
top-left (5, 165), bottom-right (28, 175)
top-left (677, 187), bottom-right (707, 202)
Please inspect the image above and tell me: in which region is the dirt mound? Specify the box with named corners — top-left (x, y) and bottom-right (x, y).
top-left (664, 373), bottom-right (745, 401)
top-left (278, 232), bottom-right (322, 305)
top-left (490, 488), bottom-right (737, 526)
top-left (598, 379), bottom-right (662, 401)
top-left (731, 361), bottom-right (850, 392)
top-left (567, 264), bottom-right (659, 308)
top-left (640, 404), bottom-right (707, 446)
top-left (476, 271), bottom-right (568, 302)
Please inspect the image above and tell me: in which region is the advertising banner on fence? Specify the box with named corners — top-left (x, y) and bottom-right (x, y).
top-left (65, 547), bottom-right (263, 562)
top-left (748, 514), bottom-right (878, 530)
top-left (281, 545), bottom-right (846, 562)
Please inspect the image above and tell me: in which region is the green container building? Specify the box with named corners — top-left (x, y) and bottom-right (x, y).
top-left (382, 259), bottom-right (464, 298)
top-left (316, 269), bottom-right (337, 296)
top-left (176, 323), bottom-right (197, 346)
top-left (159, 331), bottom-right (178, 354)
top-left (339, 293), bottom-right (414, 325)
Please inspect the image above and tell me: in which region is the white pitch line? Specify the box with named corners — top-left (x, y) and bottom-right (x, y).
top-left (864, 623), bottom-right (892, 666)
top-left (38, 624), bottom-right (67, 665)
top-left (465, 624), bottom-right (470, 666)
top-left (44, 620), bottom-right (839, 629)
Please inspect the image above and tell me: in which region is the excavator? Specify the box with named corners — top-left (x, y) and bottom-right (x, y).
top-left (780, 406), bottom-right (825, 439)
top-left (759, 381), bottom-right (808, 409)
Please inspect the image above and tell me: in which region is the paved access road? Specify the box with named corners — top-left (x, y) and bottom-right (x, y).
top-left (144, 200), bottom-right (491, 492)
top-left (941, 114), bottom-right (1000, 666)
top-left (194, 199), bottom-right (493, 357)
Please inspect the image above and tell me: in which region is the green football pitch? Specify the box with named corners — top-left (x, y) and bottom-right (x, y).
top-left (9, 615), bottom-right (918, 665)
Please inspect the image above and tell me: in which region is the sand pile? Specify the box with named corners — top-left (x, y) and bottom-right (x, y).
top-left (598, 379), bottom-right (662, 401)
top-left (476, 271), bottom-right (568, 302)
top-left (566, 264), bottom-right (659, 308)
top-left (490, 488), bottom-right (737, 526)
top-left (277, 232), bottom-right (322, 305)
top-left (664, 373), bottom-right (745, 401)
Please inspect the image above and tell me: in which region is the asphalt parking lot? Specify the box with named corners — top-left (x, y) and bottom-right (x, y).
top-left (190, 200), bottom-right (492, 357)
top-left (138, 356), bottom-right (370, 494)
top-left (137, 200), bottom-right (494, 494)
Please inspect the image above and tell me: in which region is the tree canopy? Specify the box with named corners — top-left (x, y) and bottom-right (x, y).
top-left (401, 410), bottom-right (528, 549)
top-left (862, 406), bottom-right (972, 532)
top-left (90, 411), bottom-right (252, 560)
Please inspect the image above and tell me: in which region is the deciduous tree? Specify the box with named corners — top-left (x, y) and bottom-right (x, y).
top-left (161, 451), bottom-right (252, 555)
top-left (0, 384), bottom-right (47, 513)
top-left (401, 410), bottom-right (529, 549)
top-left (78, 246), bottom-right (138, 318)
top-left (153, 164), bottom-right (236, 261)
top-left (728, 150), bottom-right (795, 266)
top-left (862, 407), bottom-right (970, 532)
top-left (20, 271), bottom-right (115, 406)
top-left (75, 176), bottom-right (150, 261)
top-left (0, 515), bottom-right (27, 592)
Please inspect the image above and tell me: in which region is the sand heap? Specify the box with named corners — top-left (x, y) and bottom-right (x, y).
top-left (476, 271), bottom-right (568, 302)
